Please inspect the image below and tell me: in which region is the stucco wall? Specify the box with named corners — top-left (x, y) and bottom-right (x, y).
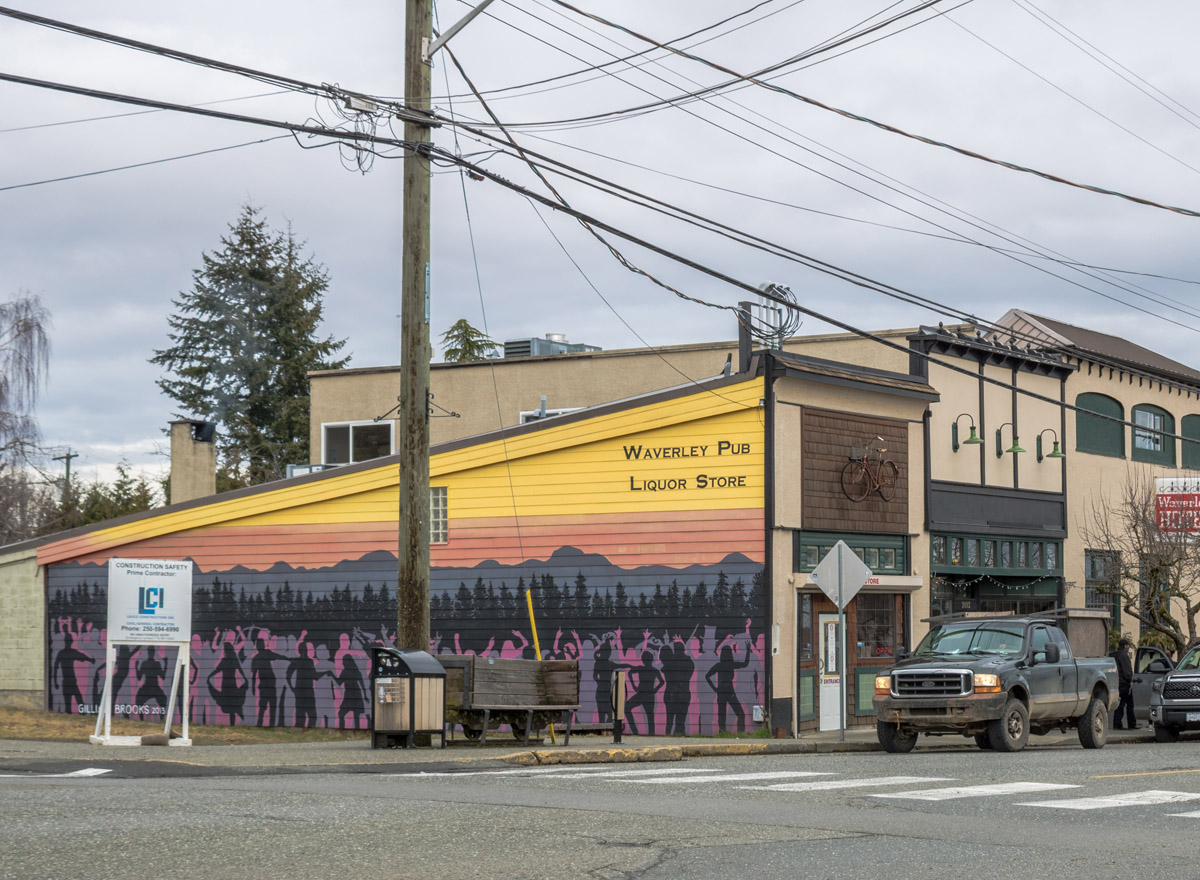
top-left (0, 546), bottom-right (43, 708)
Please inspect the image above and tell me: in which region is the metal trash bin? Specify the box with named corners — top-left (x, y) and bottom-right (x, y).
top-left (370, 648), bottom-right (447, 749)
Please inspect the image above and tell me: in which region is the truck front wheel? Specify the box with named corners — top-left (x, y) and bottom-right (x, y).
top-left (987, 698), bottom-right (1030, 752)
top-left (877, 719), bottom-right (917, 753)
top-left (1077, 696), bottom-right (1107, 749)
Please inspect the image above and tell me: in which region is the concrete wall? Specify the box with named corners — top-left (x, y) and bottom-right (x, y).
top-left (0, 546), bottom-right (43, 708)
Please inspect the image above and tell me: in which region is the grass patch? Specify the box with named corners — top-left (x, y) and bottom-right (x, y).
top-left (0, 706), bottom-right (368, 746)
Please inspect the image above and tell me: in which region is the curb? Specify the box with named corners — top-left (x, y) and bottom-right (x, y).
top-left (501, 738), bottom-right (885, 765)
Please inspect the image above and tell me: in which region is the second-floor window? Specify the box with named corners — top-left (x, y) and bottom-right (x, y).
top-left (323, 421), bottom-right (393, 465)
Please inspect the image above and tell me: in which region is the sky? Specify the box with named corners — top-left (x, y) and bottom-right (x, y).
top-left (4, 0), bottom-right (1200, 488)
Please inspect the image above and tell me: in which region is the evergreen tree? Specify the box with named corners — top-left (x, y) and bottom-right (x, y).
top-left (439, 318), bottom-right (497, 362)
top-left (151, 204), bottom-right (348, 486)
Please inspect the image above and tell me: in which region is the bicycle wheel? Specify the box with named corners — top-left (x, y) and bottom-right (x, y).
top-left (876, 460), bottom-right (899, 501)
top-left (840, 460), bottom-right (871, 502)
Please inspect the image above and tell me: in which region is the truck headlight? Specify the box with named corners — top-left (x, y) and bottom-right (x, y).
top-left (973, 673), bottom-right (1001, 693)
top-left (875, 676), bottom-right (892, 695)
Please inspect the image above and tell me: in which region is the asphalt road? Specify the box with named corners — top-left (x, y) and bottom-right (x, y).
top-left (4, 740), bottom-right (1199, 880)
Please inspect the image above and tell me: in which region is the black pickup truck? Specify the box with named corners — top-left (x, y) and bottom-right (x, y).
top-left (873, 612), bottom-right (1118, 753)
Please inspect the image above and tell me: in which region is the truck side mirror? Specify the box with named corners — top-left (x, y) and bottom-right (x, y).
top-left (1045, 643), bottom-right (1060, 664)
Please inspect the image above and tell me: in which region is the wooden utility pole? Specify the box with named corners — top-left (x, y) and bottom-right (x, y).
top-left (398, 0), bottom-right (433, 653)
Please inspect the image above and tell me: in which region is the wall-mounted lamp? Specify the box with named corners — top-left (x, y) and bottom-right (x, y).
top-left (1036, 428), bottom-right (1066, 462)
top-left (995, 422), bottom-right (1025, 457)
top-left (951, 413), bottom-right (983, 452)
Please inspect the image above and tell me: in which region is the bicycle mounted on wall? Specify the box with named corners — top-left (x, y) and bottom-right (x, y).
top-left (840, 436), bottom-right (898, 502)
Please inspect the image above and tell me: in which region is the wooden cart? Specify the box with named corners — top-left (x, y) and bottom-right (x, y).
top-left (437, 655), bottom-right (579, 745)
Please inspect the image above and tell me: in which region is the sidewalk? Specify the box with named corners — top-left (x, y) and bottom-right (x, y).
top-left (0, 725), bottom-right (1155, 774)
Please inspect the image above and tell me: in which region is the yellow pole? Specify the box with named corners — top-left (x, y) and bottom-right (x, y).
top-left (525, 588), bottom-right (556, 744)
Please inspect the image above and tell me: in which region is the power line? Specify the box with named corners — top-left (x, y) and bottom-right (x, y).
top-left (432, 0), bottom-right (800, 103)
top-left (941, 10), bottom-right (1200, 178)
top-left (0, 71), bottom-right (431, 145)
top-left (0, 89), bottom-right (292, 134)
top-left (0, 136), bottom-right (293, 192)
top-left (490, 0), bottom-right (1200, 220)
top-left (0, 6), bottom-right (423, 121)
top-left (5, 59), bottom-right (1193, 425)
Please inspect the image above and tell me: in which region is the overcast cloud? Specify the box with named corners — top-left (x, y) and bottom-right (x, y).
top-left (3, 0), bottom-right (1200, 486)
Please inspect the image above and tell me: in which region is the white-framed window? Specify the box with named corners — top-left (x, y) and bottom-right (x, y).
top-left (518, 406), bottom-right (582, 424)
top-left (1134, 408), bottom-right (1164, 452)
top-left (430, 486), bottom-right (447, 543)
top-left (322, 420), bottom-right (394, 465)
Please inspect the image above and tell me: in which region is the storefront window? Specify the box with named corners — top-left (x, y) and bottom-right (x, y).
top-left (983, 541), bottom-right (995, 567)
top-left (1001, 542), bottom-right (1012, 567)
top-left (1031, 543), bottom-right (1041, 569)
top-left (966, 539), bottom-right (979, 567)
top-left (1018, 543), bottom-right (1028, 568)
top-left (950, 537), bottom-right (963, 566)
top-left (932, 536), bottom-right (946, 565)
top-left (856, 594), bottom-right (895, 658)
top-left (796, 534), bottom-right (905, 574)
top-left (1046, 543), bottom-right (1057, 570)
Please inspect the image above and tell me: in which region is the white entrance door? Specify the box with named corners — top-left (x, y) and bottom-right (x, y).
top-left (818, 612), bottom-right (842, 731)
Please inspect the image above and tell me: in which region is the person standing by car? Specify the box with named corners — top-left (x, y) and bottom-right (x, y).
top-left (1112, 638), bottom-right (1138, 729)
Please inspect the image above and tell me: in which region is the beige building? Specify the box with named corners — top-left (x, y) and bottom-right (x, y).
top-left (307, 328), bottom-right (916, 466)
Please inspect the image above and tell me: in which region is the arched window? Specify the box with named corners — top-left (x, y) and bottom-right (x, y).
top-left (1182, 415), bottom-right (1200, 470)
top-left (1075, 393), bottom-right (1123, 458)
top-left (1132, 403), bottom-right (1174, 466)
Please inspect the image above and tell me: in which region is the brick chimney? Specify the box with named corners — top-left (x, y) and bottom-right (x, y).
top-left (169, 419), bottom-right (217, 504)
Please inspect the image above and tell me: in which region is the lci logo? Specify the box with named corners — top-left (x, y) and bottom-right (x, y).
top-left (137, 586), bottom-right (165, 615)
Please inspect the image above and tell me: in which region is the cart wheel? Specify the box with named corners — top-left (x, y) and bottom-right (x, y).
top-left (510, 719), bottom-right (528, 740)
top-left (462, 725), bottom-right (483, 742)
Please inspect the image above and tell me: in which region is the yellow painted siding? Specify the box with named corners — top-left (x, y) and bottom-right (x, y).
top-left (40, 378), bottom-right (765, 563)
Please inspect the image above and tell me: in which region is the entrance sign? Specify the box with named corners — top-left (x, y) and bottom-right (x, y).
top-left (91, 558), bottom-right (195, 747)
top-left (810, 542), bottom-right (873, 741)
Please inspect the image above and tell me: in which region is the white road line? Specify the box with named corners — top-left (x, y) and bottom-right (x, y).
top-left (1018, 790), bottom-right (1200, 810)
top-left (1169, 810), bottom-right (1200, 818)
top-left (750, 776), bottom-right (953, 793)
top-left (631, 771), bottom-right (834, 785)
top-left (874, 782), bottom-right (1079, 801)
top-left (0, 768), bottom-right (111, 778)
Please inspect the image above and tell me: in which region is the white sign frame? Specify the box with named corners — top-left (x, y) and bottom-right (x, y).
top-left (90, 559), bottom-right (195, 747)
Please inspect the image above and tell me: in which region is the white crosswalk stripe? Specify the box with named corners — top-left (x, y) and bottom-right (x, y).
top-left (750, 775), bottom-right (953, 793)
top-left (874, 782), bottom-right (1079, 801)
top-left (0, 768), bottom-right (111, 778)
top-left (1169, 810), bottom-right (1200, 818)
top-left (630, 771), bottom-right (833, 785)
top-left (1018, 790), bottom-right (1200, 810)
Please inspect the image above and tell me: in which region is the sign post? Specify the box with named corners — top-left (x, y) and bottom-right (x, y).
top-left (91, 558), bottom-right (194, 747)
top-left (810, 541), bottom-right (873, 742)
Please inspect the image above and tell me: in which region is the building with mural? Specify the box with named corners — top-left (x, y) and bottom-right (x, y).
top-left (11, 310), bottom-right (1200, 737)
top-left (19, 345), bottom-right (939, 737)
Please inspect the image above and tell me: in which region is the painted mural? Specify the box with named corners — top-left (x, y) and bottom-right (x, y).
top-left (41, 375), bottom-right (768, 737)
top-left (47, 547), bottom-right (765, 735)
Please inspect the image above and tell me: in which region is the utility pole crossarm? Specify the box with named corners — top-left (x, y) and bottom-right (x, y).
top-left (424, 0), bottom-right (497, 61)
